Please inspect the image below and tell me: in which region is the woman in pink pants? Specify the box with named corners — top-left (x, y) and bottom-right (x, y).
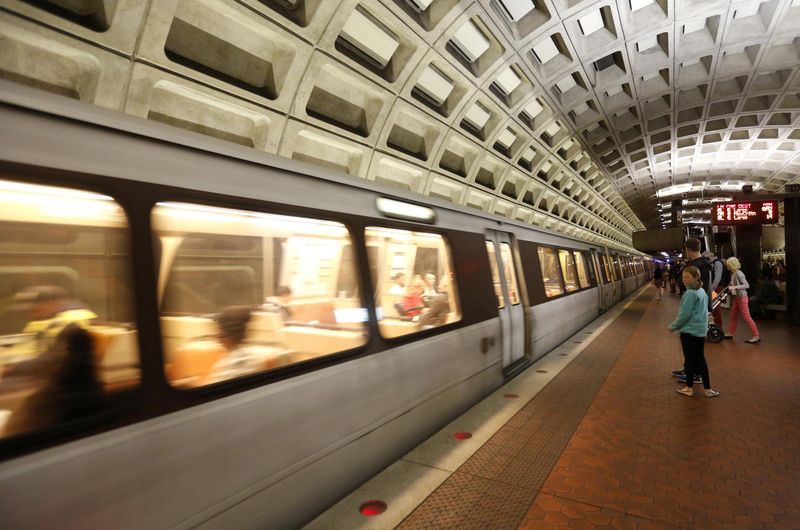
top-left (724, 257), bottom-right (761, 344)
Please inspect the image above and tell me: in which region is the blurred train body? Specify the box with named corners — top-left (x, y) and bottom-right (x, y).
top-left (0, 82), bottom-right (652, 529)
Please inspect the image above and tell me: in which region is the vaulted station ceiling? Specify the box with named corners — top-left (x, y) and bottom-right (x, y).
top-left (1, 0), bottom-right (798, 249)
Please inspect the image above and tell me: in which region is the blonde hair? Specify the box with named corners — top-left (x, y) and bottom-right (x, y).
top-left (726, 257), bottom-right (741, 271)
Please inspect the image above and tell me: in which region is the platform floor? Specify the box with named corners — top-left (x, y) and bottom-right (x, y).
top-left (307, 287), bottom-right (800, 529)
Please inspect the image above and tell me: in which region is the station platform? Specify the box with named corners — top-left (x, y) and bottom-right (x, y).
top-left (305, 286), bottom-right (800, 530)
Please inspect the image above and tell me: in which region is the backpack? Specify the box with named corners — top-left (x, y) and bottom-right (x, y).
top-left (715, 258), bottom-right (731, 288)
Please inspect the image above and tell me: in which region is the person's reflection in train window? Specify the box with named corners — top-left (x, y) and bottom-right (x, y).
top-left (4, 324), bottom-right (106, 437)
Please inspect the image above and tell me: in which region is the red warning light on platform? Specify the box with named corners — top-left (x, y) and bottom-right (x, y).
top-left (359, 500), bottom-right (387, 516)
top-left (453, 432), bottom-right (473, 440)
top-left (712, 200), bottom-right (779, 225)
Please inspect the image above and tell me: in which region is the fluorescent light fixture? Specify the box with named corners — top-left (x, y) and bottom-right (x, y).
top-left (683, 18), bottom-right (706, 34)
top-left (463, 102), bottom-right (491, 130)
top-left (630, 0), bottom-right (655, 11)
top-left (711, 196), bottom-right (732, 202)
top-left (376, 197), bottom-right (436, 223)
top-left (656, 183), bottom-right (692, 197)
top-left (451, 20), bottom-right (490, 63)
top-left (555, 74), bottom-right (577, 93)
top-left (494, 67), bottom-right (522, 95)
top-left (416, 65), bottom-right (454, 106)
top-left (531, 37), bottom-right (559, 63)
top-left (498, 0), bottom-right (535, 21)
top-left (577, 10), bottom-right (605, 36)
top-left (340, 9), bottom-right (400, 69)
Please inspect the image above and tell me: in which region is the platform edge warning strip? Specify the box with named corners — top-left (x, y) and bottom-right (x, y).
top-left (396, 291), bottom-right (654, 529)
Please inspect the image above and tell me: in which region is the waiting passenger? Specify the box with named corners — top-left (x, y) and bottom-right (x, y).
top-left (264, 285), bottom-right (293, 320)
top-left (388, 272), bottom-right (406, 295)
top-left (4, 324), bottom-right (106, 437)
top-left (725, 257), bottom-right (761, 343)
top-left (749, 279), bottom-right (781, 319)
top-left (206, 306), bottom-right (262, 384)
top-left (669, 266), bottom-right (719, 398)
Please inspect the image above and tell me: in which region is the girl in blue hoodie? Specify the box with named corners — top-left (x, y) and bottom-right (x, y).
top-left (669, 266), bottom-right (719, 398)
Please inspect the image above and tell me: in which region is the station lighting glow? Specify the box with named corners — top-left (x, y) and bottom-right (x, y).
top-left (656, 184), bottom-right (691, 197)
top-left (376, 197), bottom-right (436, 223)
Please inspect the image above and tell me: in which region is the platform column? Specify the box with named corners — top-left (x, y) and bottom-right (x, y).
top-left (785, 198), bottom-right (799, 326)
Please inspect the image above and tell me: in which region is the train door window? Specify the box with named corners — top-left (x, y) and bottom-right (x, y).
top-left (0, 179), bottom-right (140, 439)
top-left (499, 243), bottom-right (520, 305)
top-left (365, 227), bottom-right (461, 339)
top-left (557, 249), bottom-right (579, 292)
top-left (537, 247), bottom-right (564, 298)
top-left (602, 255), bottom-right (613, 282)
top-left (573, 251), bottom-right (590, 289)
top-left (582, 251), bottom-right (597, 285)
top-left (152, 202), bottom-right (367, 388)
top-left (485, 241), bottom-right (504, 309)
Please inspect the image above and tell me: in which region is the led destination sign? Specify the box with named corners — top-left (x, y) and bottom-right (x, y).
top-left (712, 200), bottom-right (779, 225)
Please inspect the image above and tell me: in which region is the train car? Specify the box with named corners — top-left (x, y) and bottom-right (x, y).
top-left (0, 81), bottom-right (651, 529)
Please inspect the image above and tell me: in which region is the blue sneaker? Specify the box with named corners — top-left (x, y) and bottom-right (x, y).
top-left (677, 374), bottom-right (702, 383)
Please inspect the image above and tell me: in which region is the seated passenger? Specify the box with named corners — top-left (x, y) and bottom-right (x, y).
top-left (422, 273), bottom-right (438, 299)
top-left (263, 285), bottom-right (293, 320)
top-left (4, 324), bottom-right (106, 437)
top-left (400, 280), bottom-right (425, 317)
top-left (2, 286), bottom-right (97, 387)
top-left (388, 272), bottom-right (406, 296)
top-left (419, 273), bottom-right (453, 329)
top-left (205, 306), bottom-right (262, 384)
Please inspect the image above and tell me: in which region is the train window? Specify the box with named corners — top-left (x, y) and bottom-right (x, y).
top-left (582, 251), bottom-right (597, 285)
top-left (573, 251), bottom-right (590, 289)
top-left (485, 242), bottom-right (505, 309)
top-left (153, 202), bottom-right (367, 388)
top-left (537, 247), bottom-right (564, 298)
top-left (0, 179), bottom-right (140, 439)
top-left (366, 227), bottom-right (461, 339)
top-left (558, 249), bottom-right (579, 292)
top-left (499, 243), bottom-right (520, 305)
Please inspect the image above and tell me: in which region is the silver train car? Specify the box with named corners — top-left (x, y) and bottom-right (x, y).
top-left (0, 82), bottom-right (652, 529)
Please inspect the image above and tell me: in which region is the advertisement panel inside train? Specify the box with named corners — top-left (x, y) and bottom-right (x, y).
top-left (712, 200), bottom-right (779, 225)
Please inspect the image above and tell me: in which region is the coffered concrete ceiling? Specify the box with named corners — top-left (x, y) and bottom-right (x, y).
top-left (1, 0), bottom-right (798, 250)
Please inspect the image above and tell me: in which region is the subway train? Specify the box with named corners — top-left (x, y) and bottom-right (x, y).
top-left (0, 81), bottom-right (652, 529)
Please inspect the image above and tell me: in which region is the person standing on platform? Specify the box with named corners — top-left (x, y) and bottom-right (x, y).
top-left (703, 250), bottom-right (728, 328)
top-left (653, 263), bottom-right (665, 300)
top-left (669, 266), bottom-right (719, 398)
top-left (724, 257), bottom-right (761, 344)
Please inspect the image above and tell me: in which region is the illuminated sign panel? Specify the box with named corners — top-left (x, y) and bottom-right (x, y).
top-left (712, 200), bottom-right (779, 225)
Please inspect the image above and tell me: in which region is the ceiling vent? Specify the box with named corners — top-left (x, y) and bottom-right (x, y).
top-left (450, 20), bottom-right (490, 62)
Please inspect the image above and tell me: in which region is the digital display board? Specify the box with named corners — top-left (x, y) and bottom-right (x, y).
top-left (712, 200), bottom-right (779, 225)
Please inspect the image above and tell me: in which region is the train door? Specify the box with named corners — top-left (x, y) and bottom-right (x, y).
top-left (485, 231), bottom-right (526, 369)
top-left (590, 250), bottom-right (607, 311)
